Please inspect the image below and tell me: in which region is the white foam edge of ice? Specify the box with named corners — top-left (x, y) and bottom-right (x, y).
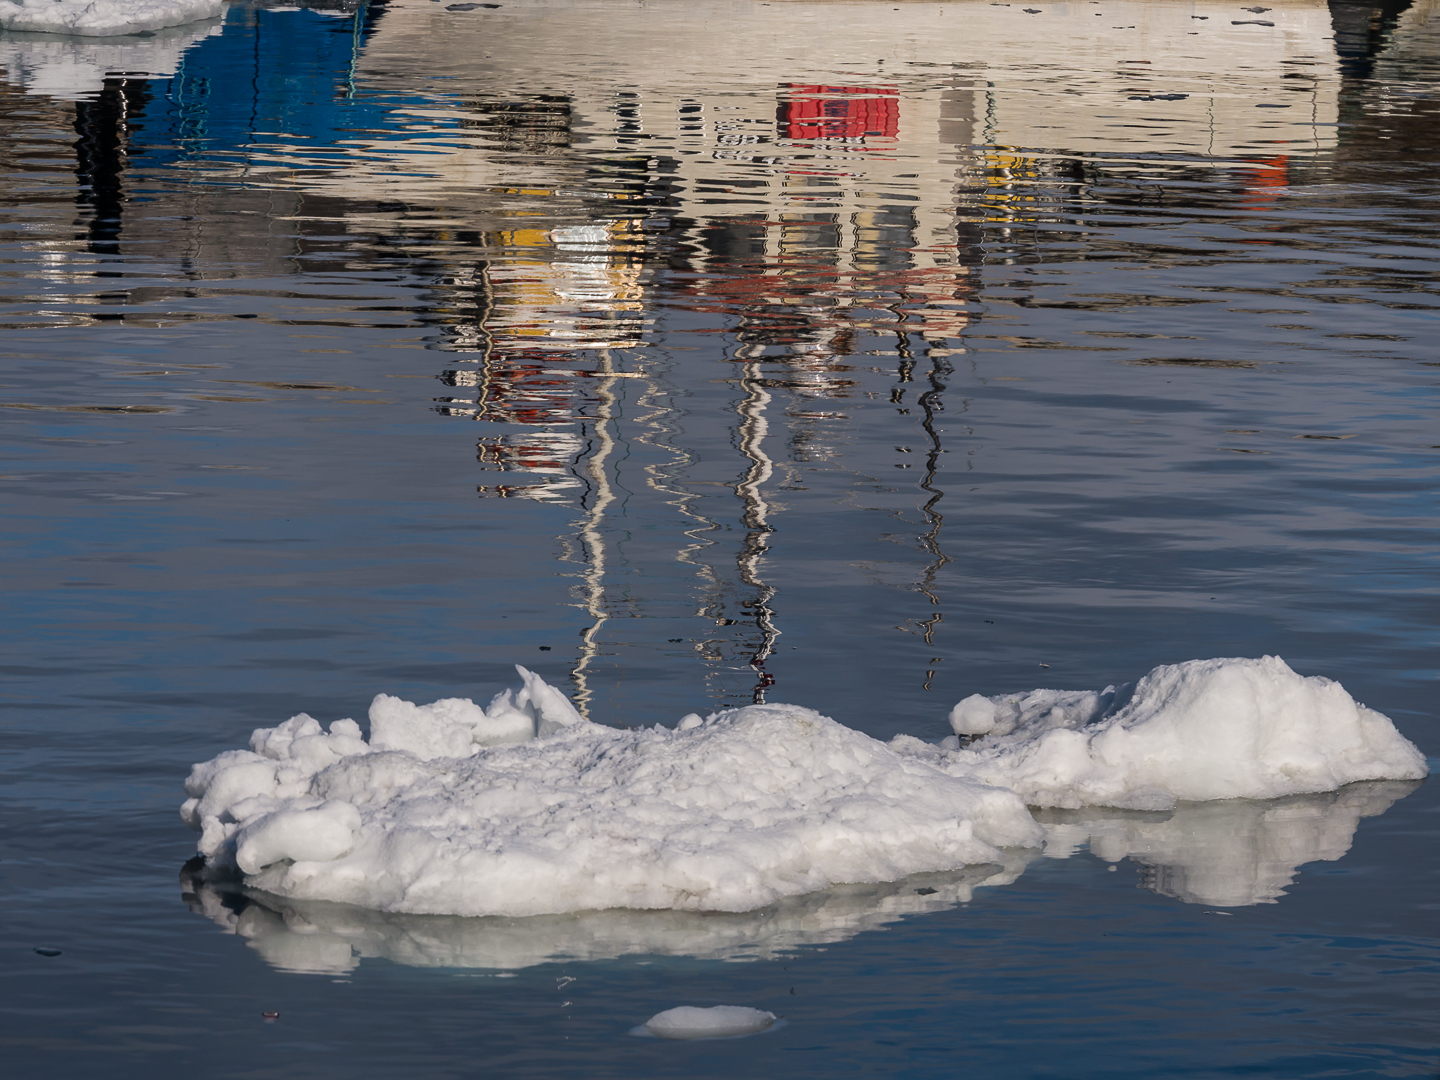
top-left (637, 1005), bottom-right (779, 1041)
top-left (179, 656), bottom-right (1426, 921)
top-left (0, 0), bottom-right (228, 37)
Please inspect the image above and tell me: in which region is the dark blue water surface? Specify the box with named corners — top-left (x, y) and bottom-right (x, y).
top-left (2, 0), bottom-right (1439, 1075)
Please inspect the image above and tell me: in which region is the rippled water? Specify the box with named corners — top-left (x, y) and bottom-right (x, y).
top-left (2, 1), bottom-right (1439, 1076)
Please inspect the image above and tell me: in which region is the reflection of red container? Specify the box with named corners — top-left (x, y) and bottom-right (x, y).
top-left (779, 85), bottom-right (899, 141)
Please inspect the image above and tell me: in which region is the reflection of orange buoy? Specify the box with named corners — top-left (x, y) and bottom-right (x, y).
top-left (262, 1011), bottom-right (280, 1021)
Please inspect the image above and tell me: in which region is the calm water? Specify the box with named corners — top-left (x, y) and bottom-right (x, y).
top-left (2, 0), bottom-right (1439, 1075)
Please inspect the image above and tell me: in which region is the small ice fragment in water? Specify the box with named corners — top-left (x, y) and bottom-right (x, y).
top-left (643, 1005), bottom-right (776, 1040)
top-left (34, 947), bottom-right (61, 957)
top-left (261, 1011), bottom-right (279, 1020)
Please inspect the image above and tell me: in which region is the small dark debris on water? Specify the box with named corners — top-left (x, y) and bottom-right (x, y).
top-left (668, 638), bottom-right (683, 643)
top-left (1234, 19), bottom-right (1275, 25)
top-left (984, 619), bottom-right (994, 624)
top-left (1255, 102), bottom-right (1290, 107)
top-left (915, 887), bottom-right (938, 895)
top-left (1129, 93), bottom-right (1189, 101)
top-left (539, 646), bottom-right (552, 651)
top-left (446, 3), bottom-right (478, 9)
top-left (1191, 14), bottom-right (1208, 18)
top-left (35, 948), bottom-right (61, 957)
top-left (1023, 7), bottom-right (1042, 12)
top-left (1240, 5), bottom-right (1271, 11)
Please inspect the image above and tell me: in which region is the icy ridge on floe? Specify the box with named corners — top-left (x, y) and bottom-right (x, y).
top-left (893, 656), bottom-right (1427, 811)
top-left (182, 665), bottom-right (1041, 917)
top-left (181, 656), bottom-right (1425, 918)
top-left (0, 0), bottom-right (225, 36)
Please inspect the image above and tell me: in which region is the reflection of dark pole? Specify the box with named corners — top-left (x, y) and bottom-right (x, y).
top-left (915, 345), bottom-right (954, 637)
top-left (1327, 0), bottom-right (1415, 78)
top-left (72, 78), bottom-right (150, 254)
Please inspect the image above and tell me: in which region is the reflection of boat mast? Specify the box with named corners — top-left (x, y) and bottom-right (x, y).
top-left (734, 352), bottom-right (779, 703)
top-left (569, 350), bottom-right (620, 720)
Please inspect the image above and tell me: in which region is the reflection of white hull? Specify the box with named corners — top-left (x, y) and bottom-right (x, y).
top-left (297, 0), bottom-right (1341, 212)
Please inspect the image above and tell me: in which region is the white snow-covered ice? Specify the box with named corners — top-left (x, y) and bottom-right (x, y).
top-left (0, 0), bottom-right (225, 36)
top-left (182, 665), bottom-right (1042, 917)
top-left (900, 656), bottom-right (1426, 810)
top-left (642, 1005), bottom-right (776, 1040)
top-left (180, 657), bottom-right (1425, 921)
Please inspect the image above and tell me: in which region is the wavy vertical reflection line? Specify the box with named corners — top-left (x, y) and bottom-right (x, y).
top-left (734, 357), bottom-right (779, 704)
top-left (570, 350), bottom-right (619, 721)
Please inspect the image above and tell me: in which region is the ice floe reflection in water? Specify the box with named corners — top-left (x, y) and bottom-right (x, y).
top-left (180, 782), bottom-right (1417, 975)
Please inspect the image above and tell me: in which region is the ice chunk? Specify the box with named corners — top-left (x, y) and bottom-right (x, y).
top-left (368, 664), bottom-right (578, 758)
top-left (180, 669), bottom-right (1042, 917)
top-left (234, 800), bottom-right (362, 875)
top-left (179, 656), bottom-right (1424, 920)
top-left (920, 657), bottom-right (1427, 810)
top-left (644, 1005), bottom-right (776, 1040)
top-left (0, 0), bottom-right (226, 36)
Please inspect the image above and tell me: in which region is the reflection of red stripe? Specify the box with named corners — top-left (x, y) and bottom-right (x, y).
top-left (1243, 154), bottom-right (1289, 189)
top-left (780, 84), bottom-right (899, 140)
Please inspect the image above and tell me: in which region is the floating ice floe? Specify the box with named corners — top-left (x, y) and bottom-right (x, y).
top-left (641, 1005), bottom-right (776, 1040)
top-left (0, 0), bottom-right (226, 36)
top-left (181, 665), bottom-right (1042, 917)
top-left (180, 657), bottom-right (1425, 921)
